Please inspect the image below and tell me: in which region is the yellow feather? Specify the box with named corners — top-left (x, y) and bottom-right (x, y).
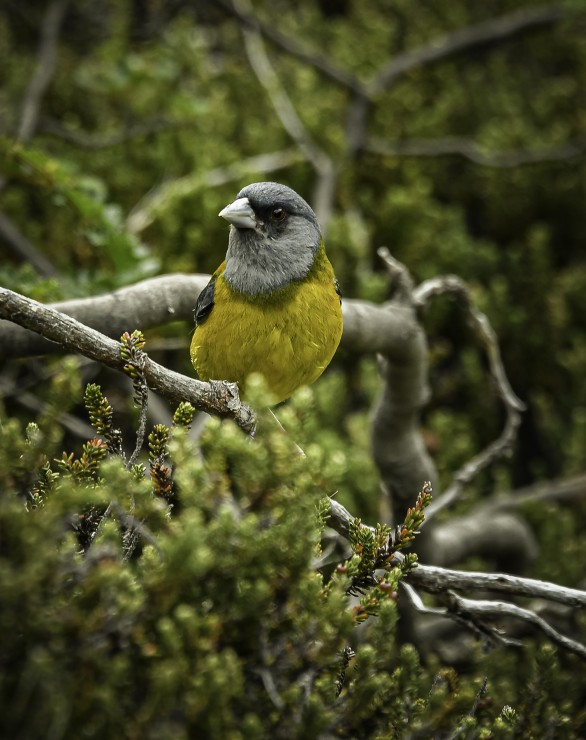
top-left (191, 242), bottom-right (343, 403)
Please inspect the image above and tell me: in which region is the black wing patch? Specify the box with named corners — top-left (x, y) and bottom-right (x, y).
top-left (194, 278), bottom-right (216, 328)
top-left (334, 277), bottom-right (342, 304)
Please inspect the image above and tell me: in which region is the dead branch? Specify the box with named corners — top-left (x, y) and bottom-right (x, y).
top-left (444, 591), bottom-right (586, 661)
top-left (0, 209), bottom-right (60, 277)
top-left (0, 0), bottom-right (69, 270)
top-left (216, 0), bottom-right (364, 94)
top-left (127, 150), bottom-right (301, 234)
top-left (368, 5), bottom-right (568, 96)
top-left (234, 0), bottom-right (337, 230)
top-left (0, 274), bottom-right (428, 362)
top-left (328, 498), bottom-right (586, 608)
top-left (329, 496), bottom-right (586, 660)
top-left (0, 274), bottom-right (209, 358)
top-left (414, 274), bottom-right (526, 522)
top-left (16, 0), bottom-right (70, 142)
top-left (486, 473), bottom-right (586, 511)
top-left (366, 136), bottom-right (586, 168)
top-left (0, 287), bottom-right (255, 434)
top-left (39, 117), bottom-right (194, 149)
top-left (408, 564), bottom-right (586, 609)
top-left (370, 251), bottom-right (438, 517)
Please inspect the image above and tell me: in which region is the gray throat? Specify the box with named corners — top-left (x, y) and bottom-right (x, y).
top-left (223, 225), bottom-right (318, 296)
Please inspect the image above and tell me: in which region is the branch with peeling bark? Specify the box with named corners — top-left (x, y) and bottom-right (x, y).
top-left (0, 287), bottom-right (255, 435)
top-left (328, 497), bottom-right (586, 661)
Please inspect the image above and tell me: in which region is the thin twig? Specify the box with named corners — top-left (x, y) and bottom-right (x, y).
top-left (485, 473), bottom-right (586, 511)
top-left (109, 501), bottom-right (163, 558)
top-left (217, 0), bottom-right (364, 94)
top-left (233, 0), bottom-right (338, 229)
top-left (39, 117), bottom-right (193, 149)
top-left (414, 274), bottom-right (525, 521)
top-left (237, 0), bottom-right (327, 170)
top-left (127, 150), bottom-right (301, 234)
top-left (446, 591), bottom-right (586, 661)
top-left (368, 5), bottom-right (568, 96)
top-left (128, 382), bottom-right (149, 469)
top-left (0, 209), bottom-right (61, 277)
top-left (17, 0), bottom-right (70, 142)
top-left (366, 136), bottom-right (586, 168)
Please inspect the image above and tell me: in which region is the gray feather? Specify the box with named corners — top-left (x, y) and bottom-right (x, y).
top-left (222, 182), bottom-right (321, 296)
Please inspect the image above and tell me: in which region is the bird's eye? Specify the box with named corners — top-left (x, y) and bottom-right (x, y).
top-left (271, 207), bottom-right (286, 222)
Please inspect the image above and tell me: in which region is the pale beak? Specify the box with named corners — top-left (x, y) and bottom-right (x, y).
top-left (218, 197), bottom-right (256, 229)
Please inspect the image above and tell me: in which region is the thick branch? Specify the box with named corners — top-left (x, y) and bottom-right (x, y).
top-left (0, 274), bottom-right (422, 361)
top-left (407, 565), bottom-right (586, 609)
top-left (0, 274), bottom-right (208, 358)
top-left (0, 288), bottom-right (255, 434)
top-left (370, 250), bottom-right (438, 516)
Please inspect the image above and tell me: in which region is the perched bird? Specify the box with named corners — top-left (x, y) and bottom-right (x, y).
top-left (190, 182), bottom-right (343, 404)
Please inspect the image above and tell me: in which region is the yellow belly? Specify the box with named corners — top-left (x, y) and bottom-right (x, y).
top-left (191, 270), bottom-right (342, 404)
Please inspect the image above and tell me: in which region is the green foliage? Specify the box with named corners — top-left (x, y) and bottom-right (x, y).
top-left (2, 378), bottom-right (586, 737)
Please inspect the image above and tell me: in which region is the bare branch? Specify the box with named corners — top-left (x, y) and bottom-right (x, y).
top-left (328, 498), bottom-right (586, 612)
top-left (216, 0), bottom-right (364, 94)
top-left (368, 5), bottom-right (568, 96)
top-left (370, 254), bottom-right (438, 517)
top-left (487, 472), bottom-right (586, 511)
top-left (0, 209), bottom-right (60, 277)
top-left (0, 288), bottom-right (256, 434)
top-left (445, 591), bottom-right (586, 661)
top-left (366, 136), bottom-right (586, 168)
top-left (17, 0), bottom-right (70, 142)
top-left (232, 0), bottom-right (338, 229)
top-left (0, 0), bottom-right (69, 269)
top-left (127, 150), bottom-right (301, 234)
top-left (414, 275), bottom-right (525, 521)
top-left (236, 0), bottom-right (327, 171)
top-left (38, 117), bottom-right (194, 149)
top-left (0, 275), bottom-right (432, 362)
top-left (407, 564), bottom-right (586, 609)
top-left (0, 273), bottom-right (209, 358)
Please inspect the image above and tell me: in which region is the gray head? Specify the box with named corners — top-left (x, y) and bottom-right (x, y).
top-left (219, 182), bottom-right (321, 296)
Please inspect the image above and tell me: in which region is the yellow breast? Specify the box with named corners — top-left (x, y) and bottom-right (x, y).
top-left (190, 247), bottom-right (343, 404)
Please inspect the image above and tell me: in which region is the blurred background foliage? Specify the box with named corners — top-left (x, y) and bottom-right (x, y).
top-left (1, 0), bottom-right (586, 733)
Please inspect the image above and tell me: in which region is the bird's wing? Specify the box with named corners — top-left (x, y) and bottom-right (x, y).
top-left (194, 275), bottom-right (217, 328)
top-left (334, 277), bottom-right (342, 303)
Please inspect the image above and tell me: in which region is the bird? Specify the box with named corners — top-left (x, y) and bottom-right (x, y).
top-left (190, 182), bottom-right (343, 404)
